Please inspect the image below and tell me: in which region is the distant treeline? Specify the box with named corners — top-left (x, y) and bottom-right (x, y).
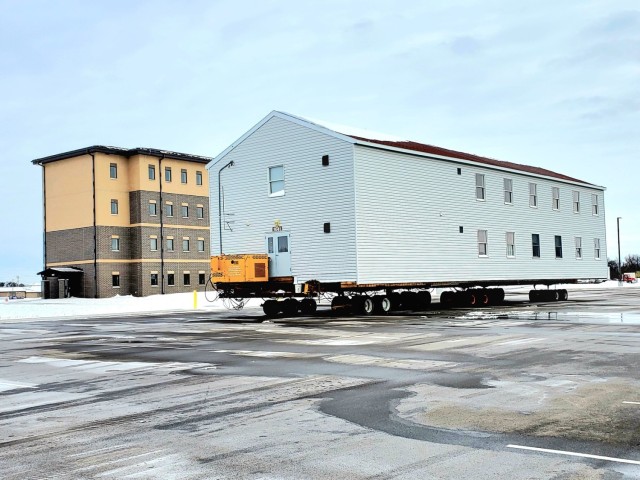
top-left (0, 282), bottom-right (26, 287)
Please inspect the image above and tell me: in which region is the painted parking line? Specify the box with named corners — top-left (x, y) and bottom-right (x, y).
top-left (623, 401), bottom-right (640, 405)
top-left (507, 445), bottom-right (640, 465)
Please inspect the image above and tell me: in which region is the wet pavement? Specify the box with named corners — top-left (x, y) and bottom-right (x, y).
top-left (1, 286), bottom-right (640, 479)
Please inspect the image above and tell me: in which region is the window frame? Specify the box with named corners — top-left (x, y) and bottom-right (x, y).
top-left (109, 163), bottom-right (117, 179)
top-left (165, 167), bottom-right (172, 182)
top-left (196, 206), bottom-right (204, 219)
top-left (150, 237), bottom-right (158, 251)
top-left (575, 237), bottom-right (582, 259)
top-left (198, 273), bottom-right (206, 285)
top-left (555, 235), bottom-right (563, 258)
top-left (477, 229), bottom-right (488, 257)
top-left (594, 238), bottom-right (601, 259)
top-left (506, 231), bottom-right (515, 258)
top-left (503, 178), bottom-right (513, 204)
top-left (165, 203), bottom-right (174, 217)
top-left (573, 191), bottom-right (580, 213)
top-left (148, 164), bottom-right (156, 180)
top-left (198, 239), bottom-right (205, 252)
top-left (268, 165), bottom-right (285, 197)
top-left (183, 273), bottom-right (191, 286)
top-left (529, 183), bottom-right (538, 208)
top-left (181, 205), bottom-right (189, 218)
top-left (182, 238), bottom-right (190, 252)
top-left (475, 174), bottom-right (485, 201)
top-left (196, 171), bottom-right (203, 186)
top-left (532, 233), bottom-right (540, 258)
top-left (112, 273), bottom-right (120, 288)
top-left (166, 238), bottom-right (174, 251)
top-left (149, 201), bottom-right (158, 216)
top-left (167, 272), bottom-right (175, 286)
top-left (591, 194), bottom-right (599, 215)
top-left (181, 169), bottom-right (187, 184)
top-left (110, 199), bottom-right (119, 215)
top-left (552, 187), bottom-right (560, 210)
top-left (111, 236), bottom-right (120, 252)
top-left (150, 273), bottom-right (159, 286)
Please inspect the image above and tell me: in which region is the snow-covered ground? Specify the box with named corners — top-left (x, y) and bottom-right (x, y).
top-left (0, 280), bottom-right (636, 322)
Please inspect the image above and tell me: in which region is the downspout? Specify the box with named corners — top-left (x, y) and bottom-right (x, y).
top-left (89, 150), bottom-right (97, 298)
top-left (41, 163), bottom-right (47, 273)
top-left (218, 160), bottom-right (234, 254)
top-left (158, 154), bottom-right (165, 294)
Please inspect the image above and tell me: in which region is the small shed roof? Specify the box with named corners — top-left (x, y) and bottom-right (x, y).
top-left (37, 267), bottom-right (84, 276)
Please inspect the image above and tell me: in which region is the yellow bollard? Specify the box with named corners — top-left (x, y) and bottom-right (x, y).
top-left (193, 290), bottom-right (197, 309)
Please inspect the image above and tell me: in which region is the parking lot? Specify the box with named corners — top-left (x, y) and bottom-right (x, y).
top-left (1, 287), bottom-right (640, 479)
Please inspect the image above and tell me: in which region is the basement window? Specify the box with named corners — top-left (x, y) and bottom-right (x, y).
top-left (112, 273), bottom-right (120, 288)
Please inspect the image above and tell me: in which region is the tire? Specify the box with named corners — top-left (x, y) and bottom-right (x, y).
top-left (455, 291), bottom-right (472, 308)
top-left (362, 297), bottom-right (375, 315)
top-left (529, 290), bottom-right (539, 302)
top-left (415, 290), bottom-right (432, 310)
top-left (440, 291), bottom-right (454, 308)
top-left (388, 292), bottom-right (402, 311)
top-left (559, 289), bottom-right (568, 301)
top-left (400, 291), bottom-right (417, 310)
top-left (263, 299), bottom-right (280, 317)
top-left (373, 295), bottom-right (392, 314)
top-left (350, 295), bottom-right (366, 315)
top-left (282, 298), bottom-right (299, 316)
top-left (479, 290), bottom-right (490, 306)
top-left (468, 291), bottom-right (478, 307)
top-left (331, 296), bottom-right (350, 311)
top-left (551, 290), bottom-right (560, 302)
top-left (300, 298), bottom-right (317, 315)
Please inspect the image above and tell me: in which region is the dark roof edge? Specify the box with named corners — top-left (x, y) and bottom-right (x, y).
top-left (350, 136), bottom-right (596, 187)
top-left (31, 146), bottom-right (213, 165)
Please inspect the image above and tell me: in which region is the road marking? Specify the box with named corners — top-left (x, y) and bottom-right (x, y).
top-left (623, 401), bottom-right (640, 405)
top-left (507, 445), bottom-right (640, 465)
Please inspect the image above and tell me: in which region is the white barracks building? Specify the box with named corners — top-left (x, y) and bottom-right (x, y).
top-left (208, 111), bottom-right (607, 288)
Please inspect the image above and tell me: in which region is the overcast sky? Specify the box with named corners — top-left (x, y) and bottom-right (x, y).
top-left (1, 0), bottom-right (638, 283)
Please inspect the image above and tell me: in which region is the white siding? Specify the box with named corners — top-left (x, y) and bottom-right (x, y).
top-left (353, 145), bottom-right (608, 284)
top-left (208, 116), bottom-right (357, 283)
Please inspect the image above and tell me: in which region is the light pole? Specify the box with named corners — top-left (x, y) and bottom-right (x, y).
top-left (218, 160), bottom-right (234, 255)
top-left (617, 216), bottom-right (622, 285)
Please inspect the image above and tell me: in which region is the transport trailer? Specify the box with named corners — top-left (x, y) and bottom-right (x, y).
top-left (209, 254), bottom-right (582, 316)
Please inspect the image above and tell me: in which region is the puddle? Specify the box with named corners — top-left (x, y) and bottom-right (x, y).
top-left (456, 310), bottom-right (640, 324)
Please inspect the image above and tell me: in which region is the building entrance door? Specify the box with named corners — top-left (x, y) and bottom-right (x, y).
top-left (266, 232), bottom-right (291, 278)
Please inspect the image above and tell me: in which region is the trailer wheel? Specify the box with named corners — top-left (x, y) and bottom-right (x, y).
top-left (400, 291), bottom-right (417, 310)
top-left (494, 288), bottom-right (505, 304)
top-left (300, 298), bottom-right (317, 315)
top-left (373, 295), bottom-right (392, 314)
top-left (551, 290), bottom-right (560, 302)
top-left (388, 292), bottom-right (402, 310)
top-left (331, 296), bottom-right (350, 312)
top-left (416, 290), bottom-right (432, 310)
top-left (480, 290), bottom-right (490, 306)
top-left (456, 291), bottom-right (472, 307)
top-left (263, 299), bottom-right (280, 317)
top-left (281, 298), bottom-right (299, 317)
top-left (559, 289), bottom-right (568, 301)
top-left (362, 297), bottom-right (376, 315)
top-left (440, 291), bottom-right (454, 308)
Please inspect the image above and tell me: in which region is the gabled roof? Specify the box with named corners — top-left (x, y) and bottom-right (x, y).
top-left (32, 146), bottom-right (212, 166)
top-left (211, 111), bottom-right (598, 188)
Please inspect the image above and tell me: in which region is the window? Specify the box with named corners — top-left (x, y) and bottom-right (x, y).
top-left (150, 273), bottom-right (158, 286)
top-left (181, 205), bottom-right (189, 218)
top-left (592, 194), bottom-right (599, 215)
top-left (150, 237), bottom-right (158, 251)
top-left (506, 232), bottom-right (515, 257)
top-left (166, 238), bottom-right (174, 251)
top-left (111, 236), bottom-right (120, 251)
top-left (476, 174), bottom-right (485, 200)
top-left (573, 191), bottom-right (580, 213)
top-left (112, 273), bottom-right (120, 287)
top-left (552, 187), bottom-right (560, 210)
top-left (149, 201), bottom-right (157, 216)
top-left (575, 237), bottom-right (582, 259)
top-left (267, 237), bottom-right (274, 253)
top-left (594, 238), bottom-right (601, 259)
top-left (457, 168), bottom-right (461, 175)
top-left (183, 238), bottom-right (190, 252)
top-left (165, 167), bottom-right (172, 182)
top-left (269, 166), bottom-right (285, 196)
top-left (181, 169), bottom-right (187, 184)
top-left (148, 165), bottom-right (156, 180)
top-left (478, 230), bottom-right (488, 256)
top-left (555, 235), bottom-right (563, 258)
top-left (504, 178), bottom-right (513, 204)
top-left (278, 235), bottom-right (288, 253)
top-left (110, 199), bottom-right (118, 215)
top-left (196, 171), bottom-right (203, 185)
top-left (165, 203), bottom-right (174, 217)
top-left (199, 272), bottom-right (206, 285)
top-left (532, 234), bottom-right (540, 258)
top-left (198, 238), bottom-right (205, 252)
top-left (322, 155), bottom-right (329, 166)
top-left (529, 183), bottom-right (537, 207)
top-left (110, 163), bottom-right (117, 179)
top-left (196, 205), bottom-right (204, 219)
top-left (167, 273), bottom-right (175, 286)
top-left (183, 273), bottom-right (191, 286)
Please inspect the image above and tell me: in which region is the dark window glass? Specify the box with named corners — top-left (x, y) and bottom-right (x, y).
top-left (278, 235), bottom-right (288, 253)
top-left (532, 234), bottom-right (540, 258)
top-left (168, 273), bottom-right (175, 286)
top-left (112, 274), bottom-right (120, 287)
top-left (555, 235), bottom-right (563, 258)
top-left (183, 273), bottom-right (191, 285)
top-left (199, 273), bottom-right (206, 285)
top-left (150, 273), bottom-right (158, 286)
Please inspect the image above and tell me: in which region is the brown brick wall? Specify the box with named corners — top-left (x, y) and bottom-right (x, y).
top-left (46, 227), bottom-right (95, 263)
top-left (130, 190), bottom-right (209, 228)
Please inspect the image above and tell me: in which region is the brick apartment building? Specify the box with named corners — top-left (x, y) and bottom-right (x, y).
top-left (32, 146), bottom-right (212, 298)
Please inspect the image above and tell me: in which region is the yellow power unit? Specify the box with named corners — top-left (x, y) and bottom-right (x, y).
top-left (210, 254), bottom-right (269, 283)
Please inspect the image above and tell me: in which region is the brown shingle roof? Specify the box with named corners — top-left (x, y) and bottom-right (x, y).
top-left (349, 136), bottom-right (592, 185)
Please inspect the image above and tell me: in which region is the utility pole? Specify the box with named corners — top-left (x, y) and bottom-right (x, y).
top-left (617, 217), bottom-right (622, 285)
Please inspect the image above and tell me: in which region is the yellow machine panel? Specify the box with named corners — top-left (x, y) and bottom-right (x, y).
top-left (210, 254), bottom-right (269, 283)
